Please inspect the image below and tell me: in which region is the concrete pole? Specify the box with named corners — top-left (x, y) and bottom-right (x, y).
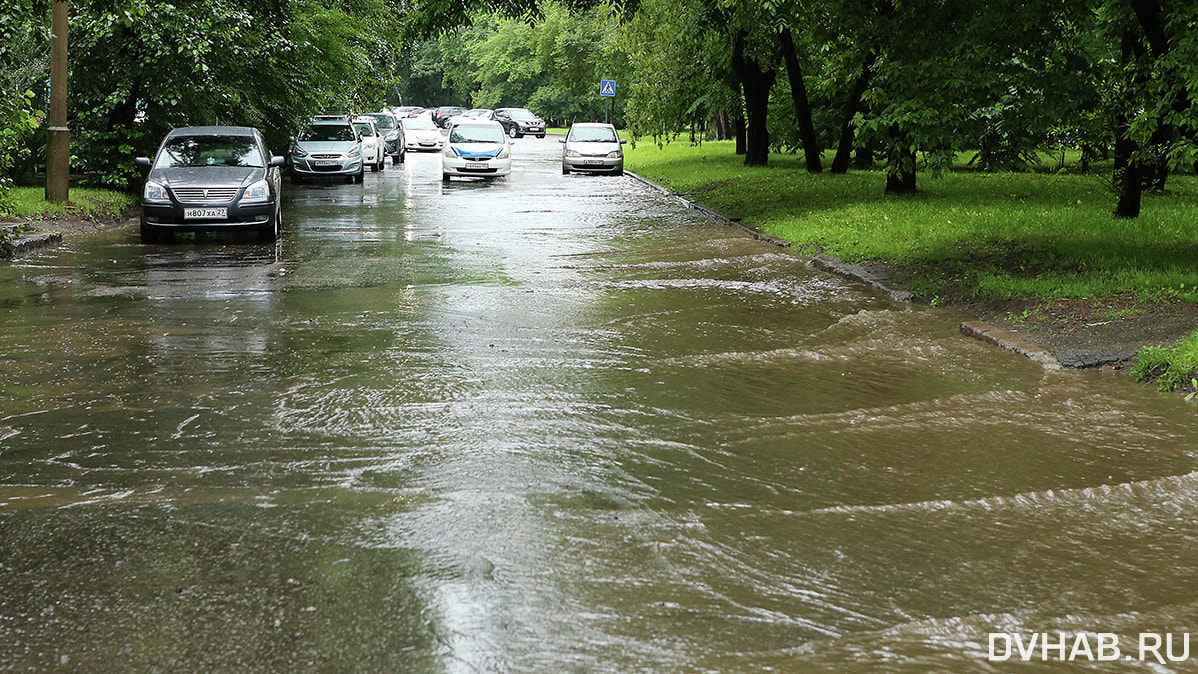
top-left (45, 0), bottom-right (69, 203)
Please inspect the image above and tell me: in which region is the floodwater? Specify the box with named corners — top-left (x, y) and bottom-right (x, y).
top-left (2, 138), bottom-right (1197, 672)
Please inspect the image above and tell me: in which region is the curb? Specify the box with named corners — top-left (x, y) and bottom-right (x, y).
top-left (625, 169), bottom-right (1063, 370)
top-left (1, 227), bottom-right (63, 259)
top-left (959, 321), bottom-right (1062, 371)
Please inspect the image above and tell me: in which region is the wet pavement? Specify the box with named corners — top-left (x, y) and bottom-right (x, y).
top-left (2, 137), bottom-right (1198, 671)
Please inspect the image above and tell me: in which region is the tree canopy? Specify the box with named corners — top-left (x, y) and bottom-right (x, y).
top-left (3, 0), bottom-right (1197, 219)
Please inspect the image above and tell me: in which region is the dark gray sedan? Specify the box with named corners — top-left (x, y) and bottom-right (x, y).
top-left (135, 126), bottom-right (284, 243)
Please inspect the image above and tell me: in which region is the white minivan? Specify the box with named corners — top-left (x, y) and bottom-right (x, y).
top-left (441, 120), bottom-right (511, 182)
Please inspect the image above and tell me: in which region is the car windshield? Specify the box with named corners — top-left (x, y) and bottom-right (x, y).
top-left (154, 135), bottom-right (263, 168)
top-left (508, 108), bottom-right (537, 120)
top-left (403, 118), bottom-right (437, 130)
top-left (352, 123), bottom-right (377, 137)
top-left (299, 124), bottom-right (356, 142)
top-left (368, 115), bottom-right (395, 130)
top-left (570, 127), bottom-right (618, 143)
top-left (450, 125), bottom-right (504, 144)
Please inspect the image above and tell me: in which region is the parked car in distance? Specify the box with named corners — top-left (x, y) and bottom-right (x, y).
top-left (401, 116), bottom-right (444, 152)
top-left (432, 106), bottom-right (467, 128)
top-left (351, 117), bottom-right (386, 171)
top-left (448, 108), bottom-right (493, 126)
top-left (560, 123), bottom-right (626, 176)
top-left (289, 117), bottom-right (364, 184)
top-left (393, 106), bottom-right (425, 118)
top-left (364, 112), bottom-right (406, 165)
top-left (134, 126), bottom-right (284, 243)
top-left (492, 108), bottom-right (546, 138)
top-left (441, 120), bottom-right (511, 182)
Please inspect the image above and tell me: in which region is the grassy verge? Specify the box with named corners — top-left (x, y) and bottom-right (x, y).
top-left (625, 140), bottom-right (1198, 388)
top-left (8, 186), bottom-right (136, 223)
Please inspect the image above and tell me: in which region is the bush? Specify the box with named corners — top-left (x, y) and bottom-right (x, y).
top-left (0, 89), bottom-right (40, 216)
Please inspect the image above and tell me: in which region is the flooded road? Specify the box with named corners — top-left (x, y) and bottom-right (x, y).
top-left (2, 137), bottom-right (1198, 671)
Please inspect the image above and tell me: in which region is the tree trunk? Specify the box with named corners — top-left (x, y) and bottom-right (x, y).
top-left (884, 124), bottom-right (917, 194)
top-left (780, 29), bottom-right (821, 173)
top-left (730, 30), bottom-right (775, 167)
top-left (1113, 29), bottom-right (1145, 218)
top-left (831, 51), bottom-right (876, 174)
top-left (735, 113), bottom-right (746, 155)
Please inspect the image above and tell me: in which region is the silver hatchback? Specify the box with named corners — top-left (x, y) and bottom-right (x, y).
top-left (560, 123), bottom-right (625, 175)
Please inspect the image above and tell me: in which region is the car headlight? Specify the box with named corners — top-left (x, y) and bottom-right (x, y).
top-left (565, 150), bottom-right (580, 158)
top-left (443, 146), bottom-right (458, 157)
top-left (347, 146), bottom-right (361, 158)
top-left (607, 151), bottom-right (622, 159)
top-left (242, 179), bottom-right (270, 203)
top-left (498, 147), bottom-right (510, 159)
top-left (143, 180), bottom-right (168, 201)
top-left (385, 130), bottom-right (400, 141)
top-left (291, 146), bottom-right (308, 158)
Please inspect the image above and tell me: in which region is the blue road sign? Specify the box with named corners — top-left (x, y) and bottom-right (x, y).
top-left (599, 80), bottom-right (616, 97)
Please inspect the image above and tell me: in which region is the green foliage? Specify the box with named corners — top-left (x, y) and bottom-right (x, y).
top-left (626, 140), bottom-right (1198, 303)
top-left (0, 90), bottom-right (40, 215)
top-left (3, 0), bottom-right (407, 190)
top-left (398, 3), bottom-right (629, 124)
top-left (1133, 338), bottom-right (1198, 393)
top-left (7, 185), bottom-right (136, 221)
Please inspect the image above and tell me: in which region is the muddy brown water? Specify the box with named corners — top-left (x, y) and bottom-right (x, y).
top-left (2, 140), bottom-right (1197, 671)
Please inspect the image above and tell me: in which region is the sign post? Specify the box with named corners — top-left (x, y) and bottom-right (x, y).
top-left (599, 80), bottom-right (615, 124)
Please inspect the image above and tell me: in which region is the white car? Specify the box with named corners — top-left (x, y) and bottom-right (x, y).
top-left (441, 120), bottom-right (511, 182)
top-left (351, 117), bottom-right (386, 172)
top-left (401, 116), bottom-right (444, 152)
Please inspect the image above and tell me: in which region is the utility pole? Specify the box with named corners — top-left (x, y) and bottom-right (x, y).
top-left (45, 0), bottom-right (69, 203)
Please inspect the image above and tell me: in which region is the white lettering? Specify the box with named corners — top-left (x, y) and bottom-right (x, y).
top-left (1166, 633), bottom-right (1191, 662)
top-left (1042, 632), bottom-right (1068, 660)
top-left (1097, 633), bottom-right (1121, 661)
top-left (1141, 633), bottom-right (1164, 664)
top-left (1140, 633), bottom-right (1191, 663)
top-left (988, 634), bottom-right (1012, 661)
top-left (1069, 634), bottom-right (1094, 661)
top-left (1015, 633), bottom-right (1038, 661)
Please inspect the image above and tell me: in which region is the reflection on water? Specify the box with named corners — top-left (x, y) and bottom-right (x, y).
top-left (1, 142), bottom-right (1197, 671)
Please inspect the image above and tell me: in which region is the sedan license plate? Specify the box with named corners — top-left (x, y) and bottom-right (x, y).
top-left (184, 207), bottom-right (227, 220)
top-left (582, 160), bottom-right (603, 165)
top-left (462, 162), bottom-right (490, 170)
top-left (313, 160), bottom-right (339, 167)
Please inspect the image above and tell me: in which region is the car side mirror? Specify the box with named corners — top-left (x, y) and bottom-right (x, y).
top-left (558, 139), bottom-right (565, 144)
top-left (269, 156), bottom-right (285, 167)
top-left (620, 139), bottom-right (627, 144)
top-left (134, 157), bottom-right (152, 169)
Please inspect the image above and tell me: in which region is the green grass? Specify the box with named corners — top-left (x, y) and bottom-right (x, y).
top-left (625, 140), bottom-right (1198, 386)
top-left (8, 186), bottom-right (136, 223)
top-left (1132, 335), bottom-right (1198, 392)
top-left (625, 140), bottom-right (1198, 303)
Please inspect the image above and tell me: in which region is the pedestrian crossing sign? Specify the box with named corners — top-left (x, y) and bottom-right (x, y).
top-left (599, 80), bottom-right (616, 97)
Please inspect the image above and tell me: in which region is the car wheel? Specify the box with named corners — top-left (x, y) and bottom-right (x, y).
top-left (613, 168), bottom-right (624, 176)
top-left (537, 134), bottom-right (546, 139)
top-left (370, 157), bottom-right (379, 172)
top-left (508, 126), bottom-right (519, 139)
top-left (292, 173), bottom-right (304, 184)
top-left (442, 173), bottom-right (451, 183)
top-left (139, 222), bottom-right (163, 244)
top-left (399, 149), bottom-right (406, 164)
top-left (259, 205), bottom-right (280, 243)
top-left (562, 166), bottom-right (570, 175)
